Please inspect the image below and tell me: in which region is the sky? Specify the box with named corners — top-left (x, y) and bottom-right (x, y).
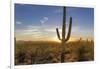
top-left (15, 4), bottom-right (94, 42)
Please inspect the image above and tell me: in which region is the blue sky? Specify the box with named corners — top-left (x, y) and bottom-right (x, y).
top-left (15, 4), bottom-right (94, 41)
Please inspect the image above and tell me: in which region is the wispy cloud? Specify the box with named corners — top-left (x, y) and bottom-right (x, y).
top-left (15, 25), bottom-right (57, 41)
top-left (15, 23), bottom-right (93, 41)
top-left (16, 21), bottom-right (22, 25)
top-left (40, 17), bottom-right (48, 24)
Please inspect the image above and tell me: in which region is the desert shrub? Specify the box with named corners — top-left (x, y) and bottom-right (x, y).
top-left (27, 48), bottom-right (36, 64)
top-left (17, 50), bottom-right (26, 63)
top-left (77, 45), bottom-right (85, 61)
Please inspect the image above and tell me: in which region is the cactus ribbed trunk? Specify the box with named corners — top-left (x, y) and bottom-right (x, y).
top-left (56, 6), bottom-right (72, 63)
top-left (61, 41), bottom-right (65, 62)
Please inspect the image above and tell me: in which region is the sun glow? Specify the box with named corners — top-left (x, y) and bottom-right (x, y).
top-left (51, 36), bottom-right (61, 42)
top-left (51, 36), bottom-right (78, 43)
top-left (68, 37), bottom-right (78, 42)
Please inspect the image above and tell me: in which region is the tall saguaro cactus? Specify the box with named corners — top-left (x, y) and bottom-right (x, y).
top-left (56, 6), bottom-right (72, 62)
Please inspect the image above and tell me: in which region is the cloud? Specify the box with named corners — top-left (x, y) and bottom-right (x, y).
top-left (15, 25), bottom-right (58, 40)
top-left (15, 24), bottom-right (93, 41)
top-left (16, 21), bottom-right (22, 25)
top-left (27, 25), bottom-right (40, 29)
top-left (40, 17), bottom-right (48, 24)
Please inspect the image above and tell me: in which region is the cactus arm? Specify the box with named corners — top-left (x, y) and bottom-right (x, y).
top-left (56, 28), bottom-right (61, 40)
top-left (62, 6), bottom-right (66, 40)
top-left (65, 17), bottom-right (72, 41)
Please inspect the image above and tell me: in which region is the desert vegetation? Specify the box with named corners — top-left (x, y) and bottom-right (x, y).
top-left (15, 39), bottom-right (94, 65)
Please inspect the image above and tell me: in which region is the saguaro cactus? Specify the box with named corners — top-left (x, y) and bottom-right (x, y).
top-left (56, 6), bottom-right (72, 62)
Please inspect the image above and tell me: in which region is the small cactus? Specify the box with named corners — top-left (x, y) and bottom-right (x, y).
top-left (56, 6), bottom-right (72, 62)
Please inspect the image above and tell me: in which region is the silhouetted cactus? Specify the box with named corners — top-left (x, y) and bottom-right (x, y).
top-left (56, 6), bottom-right (72, 62)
